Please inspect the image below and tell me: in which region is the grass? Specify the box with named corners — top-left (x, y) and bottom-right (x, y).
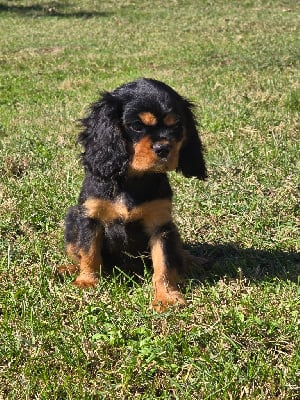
top-left (0, 0), bottom-right (299, 398)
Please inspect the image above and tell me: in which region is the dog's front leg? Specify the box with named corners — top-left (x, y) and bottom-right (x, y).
top-left (65, 207), bottom-right (103, 288)
top-left (73, 218), bottom-right (103, 288)
top-left (150, 223), bottom-right (187, 312)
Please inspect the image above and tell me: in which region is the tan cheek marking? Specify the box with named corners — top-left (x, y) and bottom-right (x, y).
top-left (138, 112), bottom-right (157, 126)
top-left (166, 138), bottom-right (185, 171)
top-left (130, 136), bottom-right (158, 172)
top-left (165, 128), bottom-right (187, 171)
top-left (163, 112), bottom-right (178, 127)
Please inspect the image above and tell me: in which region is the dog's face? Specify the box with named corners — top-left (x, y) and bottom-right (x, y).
top-left (79, 78), bottom-right (207, 180)
top-left (123, 103), bottom-right (186, 174)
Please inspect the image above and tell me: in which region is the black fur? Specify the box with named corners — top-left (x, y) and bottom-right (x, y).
top-left (79, 93), bottom-right (128, 180)
top-left (177, 100), bottom-right (207, 179)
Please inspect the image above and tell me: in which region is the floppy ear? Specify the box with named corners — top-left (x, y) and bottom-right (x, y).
top-left (177, 100), bottom-right (207, 180)
top-left (78, 92), bottom-right (128, 180)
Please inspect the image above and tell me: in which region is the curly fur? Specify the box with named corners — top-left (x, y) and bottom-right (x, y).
top-left (62, 78), bottom-right (207, 312)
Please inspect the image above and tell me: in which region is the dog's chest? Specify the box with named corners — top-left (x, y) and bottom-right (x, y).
top-left (84, 194), bottom-right (172, 234)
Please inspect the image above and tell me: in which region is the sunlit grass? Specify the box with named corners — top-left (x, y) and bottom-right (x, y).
top-left (0, 1), bottom-right (299, 398)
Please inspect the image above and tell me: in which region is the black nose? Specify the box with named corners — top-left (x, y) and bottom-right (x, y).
top-left (153, 143), bottom-right (171, 159)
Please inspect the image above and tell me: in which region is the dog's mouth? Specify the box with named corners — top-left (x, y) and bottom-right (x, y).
top-left (128, 137), bottom-right (183, 174)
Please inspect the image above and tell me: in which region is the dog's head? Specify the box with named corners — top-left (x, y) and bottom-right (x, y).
top-left (79, 78), bottom-right (207, 180)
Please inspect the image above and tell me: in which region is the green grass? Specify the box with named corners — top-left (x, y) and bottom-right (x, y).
top-left (0, 0), bottom-right (299, 398)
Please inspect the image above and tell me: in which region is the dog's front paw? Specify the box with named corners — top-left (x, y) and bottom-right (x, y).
top-left (152, 291), bottom-right (187, 313)
top-left (73, 273), bottom-right (98, 288)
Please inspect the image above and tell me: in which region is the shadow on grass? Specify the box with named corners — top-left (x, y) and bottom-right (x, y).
top-left (57, 243), bottom-right (299, 289)
top-left (0, 2), bottom-right (112, 18)
top-left (186, 242), bottom-right (300, 284)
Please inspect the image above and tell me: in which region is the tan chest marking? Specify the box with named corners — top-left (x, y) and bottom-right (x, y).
top-left (84, 198), bottom-right (172, 233)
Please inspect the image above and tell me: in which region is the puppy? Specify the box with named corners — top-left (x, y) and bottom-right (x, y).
top-left (63, 78), bottom-right (207, 312)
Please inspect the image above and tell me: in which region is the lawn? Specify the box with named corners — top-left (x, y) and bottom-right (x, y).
top-left (0, 0), bottom-right (299, 399)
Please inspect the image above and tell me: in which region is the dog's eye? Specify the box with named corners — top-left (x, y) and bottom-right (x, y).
top-left (129, 121), bottom-right (144, 132)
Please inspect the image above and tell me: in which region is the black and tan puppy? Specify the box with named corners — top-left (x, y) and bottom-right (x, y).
top-left (63, 78), bottom-right (207, 312)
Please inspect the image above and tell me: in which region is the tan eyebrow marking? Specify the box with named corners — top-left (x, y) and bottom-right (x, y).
top-left (138, 112), bottom-right (157, 126)
top-left (163, 112), bottom-right (179, 127)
